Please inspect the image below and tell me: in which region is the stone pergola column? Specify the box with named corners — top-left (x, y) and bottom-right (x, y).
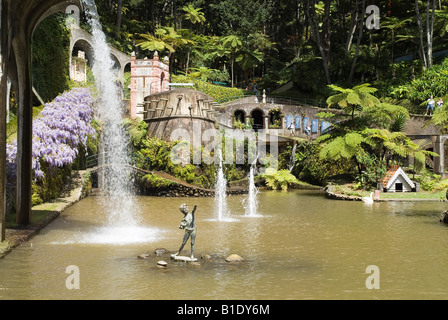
top-left (244, 115), bottom-right (251, 126)
top-left (14, 33), bottom-right (33, 225)
top-left (433, 135), bottom-right (448, 175)
top-left (263, 115), bottom-right (269, 129)
top-left (0, 0), bottom-right (8, 240)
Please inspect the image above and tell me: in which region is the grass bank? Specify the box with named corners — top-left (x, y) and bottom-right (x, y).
top-left (329, 183), bottom-right (447, 201)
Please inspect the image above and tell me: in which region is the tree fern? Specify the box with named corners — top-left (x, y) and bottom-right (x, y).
top-left (326, 83), bottom-right (380, 119)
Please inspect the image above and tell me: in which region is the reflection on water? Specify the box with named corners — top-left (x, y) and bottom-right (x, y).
top-left (1, 190), bottom-right (448, 299)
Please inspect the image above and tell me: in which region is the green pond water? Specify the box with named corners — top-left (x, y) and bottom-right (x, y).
top-left (1, 190), bottom-right (448, 300)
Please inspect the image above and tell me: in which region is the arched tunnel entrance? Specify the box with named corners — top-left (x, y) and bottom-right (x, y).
top-left (251, 109), bottom-right (264, 131)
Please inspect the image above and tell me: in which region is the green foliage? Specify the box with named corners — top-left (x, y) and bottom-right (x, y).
top-left (261, 168), bottom-right (299, 191)
top-left (137, 26), bottom-right (195, 56)
top-left (32, 14), bottom-right (71, 103)
top-left (399, 57), bottom-right (448, 104)
top-left (123, 118), bottom-right (148, 148)
top-left (413, 171), bottom-right (446, 192)
top-left (171, 75), bottom-right (246, 103)
top-left (81, 171), bottom-right (92, 198)
top-left (141, 173), bottom-right (174, 189)
top-left (173, 164), bottom-right (199, 184)
top-left (32, 164), bottom-right (72, 205)
top-left (186, 67), bottom-right (230, 83)
top-left (355, 153), bottom-right (387, 189)
top-left (291, 56), bottom-right (328, 93)
top-left (182, 4), bottom-right (206, 25)
top-left (430, 96), bottom-right (448, 133)
top-left (326, 83), bottom-right (381, 119)
top-left (123, 72), bottom-right (131, 100)
top-left (319, 84), bottom-right (434, 177)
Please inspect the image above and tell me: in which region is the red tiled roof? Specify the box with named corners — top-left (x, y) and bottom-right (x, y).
top-left (382, 164), bottom-right (400, 186)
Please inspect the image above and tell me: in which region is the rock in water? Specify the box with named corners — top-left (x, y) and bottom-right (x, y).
top-left (440, 211), bottom-right (448, 223)
top-left (138, 253), bottom-right (150, 259)
top-left (201, 254), bottom-right (212, 261)
top-left (170, 254), bottom-right (198, 262)
top-left (225, 254), bottom-right (244, 262)
top-left (155, 248), bottom-right (168, 256)
top-left (157, 260), bottom-right (168, 267)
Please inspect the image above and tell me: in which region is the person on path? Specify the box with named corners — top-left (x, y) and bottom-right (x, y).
top-left (425, 96), bottom-right (435, 116)
top-left (288, 120), bottom-right (295, 137)
top-left (437, 98), bottom-right (443, 110)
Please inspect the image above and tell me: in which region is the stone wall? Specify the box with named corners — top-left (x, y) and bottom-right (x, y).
top-left (215, 98), bottom-right (340, 139)
top-left (143, 89), bottom-right (217, 144)
top-left (137, 181), bottom-right (247, 197)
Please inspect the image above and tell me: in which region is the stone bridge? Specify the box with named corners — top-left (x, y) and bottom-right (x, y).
top-left (70, 23), bottom-right (131, 83)
top-left (215, 95), bottom-right (447, 174)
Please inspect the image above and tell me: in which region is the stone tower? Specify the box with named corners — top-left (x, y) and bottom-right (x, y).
top-left (130, 51), bottom-right (170, 119)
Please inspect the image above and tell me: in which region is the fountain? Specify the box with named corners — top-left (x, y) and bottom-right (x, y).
top-left (289, 143), bottom-right (297, 172)
top-left (80, 0), bottom-right (156, 243)
top-left (214, 149), bottom-right (232, 221)
top-left (244, 165), bottom-right (260, 217)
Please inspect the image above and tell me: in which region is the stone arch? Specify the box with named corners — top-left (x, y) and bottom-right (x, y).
top-left (110, 53), bottom-right (121, 72)
top-left (234, 109), bottom-right (246, 124)
top-left (161, 70), bottom-right (169, 92)
top-left (160, 72), bottom-right (165, 90)
top-left (251, 108), bottom-right (265, 131)
top-left (69, 24), bottom-right (131, 84)
top-left (71, 38), bottom-right (94, 68)
top-left (268, 108), bottom-right (282, 128)
top-left (123, 61), bottom-right (131, 73)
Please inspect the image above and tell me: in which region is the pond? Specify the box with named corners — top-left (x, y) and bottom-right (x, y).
top-left (1, 190), bottom-right (448, 300)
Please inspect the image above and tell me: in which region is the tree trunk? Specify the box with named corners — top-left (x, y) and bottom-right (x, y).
top-left (231, 57), bottom-right (234, 87)
top-left (115, 0), bottom-right (123, 37)
top-left (295, 0), bottom-right (305, 59)
top-left (348, 0), bottom-right (365, 84)
top-left (415, 0), bottom-right (428, 69)
top-left (345, 0), bottom-right (359, 52)
top-left (305, 0), bottom-right (332, 85)
top-left (426, 0), bottom-right (436, 68)
top-left (186, 49), bottom-right (190, 75)
top-left (172, 0), bottom-right (177, 31)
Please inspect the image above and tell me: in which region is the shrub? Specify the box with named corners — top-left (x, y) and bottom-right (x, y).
top-left (171, 75), bottom-right (246, 103)
top-left (141, 173), bottom-right (174, 189)
top-left (261, 168), bottom-right (300, 191)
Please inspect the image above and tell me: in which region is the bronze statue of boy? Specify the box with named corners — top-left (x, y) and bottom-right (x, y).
top-left (172, 203), bottom-right (197, 261)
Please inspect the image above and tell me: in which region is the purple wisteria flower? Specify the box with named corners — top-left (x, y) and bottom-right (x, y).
top-left (6, 87), bottom-right (96, 181)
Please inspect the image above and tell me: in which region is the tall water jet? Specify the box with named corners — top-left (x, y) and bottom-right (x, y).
top-left (214, 149), bottom-right (230, 221)
top-left (244, 165), bottom-right (259, 217)
top-left (289, 143), bottom-right (297, 172)
top-left (82, 0), bottom-right (140, 228)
